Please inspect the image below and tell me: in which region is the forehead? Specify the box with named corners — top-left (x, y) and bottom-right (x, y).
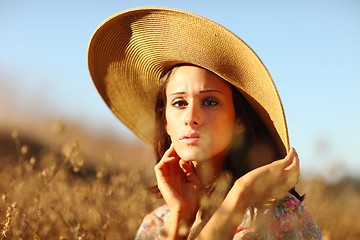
top-left (165, 65), bottom-right (231, 93)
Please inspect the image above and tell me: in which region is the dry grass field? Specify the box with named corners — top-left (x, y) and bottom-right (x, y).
top-left (0, 121), bottom-right (359, 240)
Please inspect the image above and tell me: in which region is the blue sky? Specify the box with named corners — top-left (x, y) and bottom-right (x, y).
top-left (0, 0), bottom-right (359, 179)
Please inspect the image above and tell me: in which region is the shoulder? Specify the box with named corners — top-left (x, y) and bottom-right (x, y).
top-left (235, 193), bottom-right (322, 239)
top-left (272, 193), bottom-right (322, 239)
top-left (134, 205), bottom-right (169, 240)
top-left (273, 192), bottom-right (306, 219)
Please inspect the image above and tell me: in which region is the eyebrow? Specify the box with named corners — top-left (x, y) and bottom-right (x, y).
top-left (169, 89), bottom-right (224, 96)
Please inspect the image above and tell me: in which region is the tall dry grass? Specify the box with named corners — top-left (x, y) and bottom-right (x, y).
top-left (0, 127), bottom-right (162, 240)
top-left (0, 122), bottom-right (359, 239)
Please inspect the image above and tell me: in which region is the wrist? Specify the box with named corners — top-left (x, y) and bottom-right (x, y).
top-left (164, 208), bottom-right (195, 240)
top-left (169, 207), bottom-right (196, 225)
top-left (227, 181), bottom-right (250, 212)
top-left (199, 184), bottom-right (249, 239)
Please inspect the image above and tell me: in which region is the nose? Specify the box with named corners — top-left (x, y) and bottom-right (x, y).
top-left (184, 103), bottom-right (203, 127)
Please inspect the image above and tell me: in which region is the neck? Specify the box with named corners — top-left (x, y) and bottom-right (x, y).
top-left (192, 151), bottom-right (227, 189)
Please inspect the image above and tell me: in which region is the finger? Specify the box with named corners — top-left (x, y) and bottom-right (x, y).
top-left (154, 156), bottom-right (183, 192)
top-left (277, 147), bottom-right (296, 169)
top-left (269, 150), bottom-right (299, 199)
top-left (286, 162), bottom-right (300, 187)
top-left (155, 144), bottom-right (186, 185)
top-left (284, 148), bottom-right (299, 171)
top-left (155, 144), bottom-right (180, 168)
top-left (268, 148), bottom-right (294, 174)
top-left (281, 161), bottom-right (299, 187)
top-left (155, 156), bottom-right (177, 172)
top-left (154, 144), bottom-right (177, 177)
top-left (179, 160), bottom-right (194, 173)
top-left (179, 160), bottom-right (202, 185)
top-left (162, 143), bottom-right (176, 159)
top-left (285, 148), bottom-right (299, 170)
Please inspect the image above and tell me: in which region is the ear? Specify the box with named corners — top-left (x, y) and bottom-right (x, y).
top-left (234, 118), bottom-right (245, 135)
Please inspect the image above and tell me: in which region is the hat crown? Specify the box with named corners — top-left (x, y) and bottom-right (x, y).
top-left (88, 6), bottom-right (289, 157)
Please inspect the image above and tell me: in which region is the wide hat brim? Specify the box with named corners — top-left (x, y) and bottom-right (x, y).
top-left (87, 6), bottom-right (289, 157)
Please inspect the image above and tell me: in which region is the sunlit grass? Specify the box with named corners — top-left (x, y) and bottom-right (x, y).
top-left (0, 123), bottom-right (359, 239)
top-left (0, 128), bottom-right (161, 239)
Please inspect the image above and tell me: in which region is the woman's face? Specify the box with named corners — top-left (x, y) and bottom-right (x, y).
top-left (165, 65), bottom-right (242, 163)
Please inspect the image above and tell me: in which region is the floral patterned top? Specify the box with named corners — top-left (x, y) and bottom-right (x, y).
top-left (135, 193), bottom-right (322, 239)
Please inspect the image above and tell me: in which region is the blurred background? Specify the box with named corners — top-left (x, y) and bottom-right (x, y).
top-left (1, 1), bottom-right (360, 239)
top-left (1, 0), bottom-right (359, 179)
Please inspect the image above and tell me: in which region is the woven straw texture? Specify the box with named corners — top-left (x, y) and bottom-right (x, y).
top-left (87, 6), bottom-right (289, 156)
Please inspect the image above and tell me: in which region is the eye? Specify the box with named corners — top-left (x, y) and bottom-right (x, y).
top-left (203, 97), bottom-right (219, 107)
top-left (172, 99), bottom-right (188, 108)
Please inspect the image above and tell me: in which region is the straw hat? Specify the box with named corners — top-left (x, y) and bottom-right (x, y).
top-left (87, 6), bottom-right (289, 157)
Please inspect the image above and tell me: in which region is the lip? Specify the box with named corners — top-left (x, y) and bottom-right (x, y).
top-left (180, 133), bottom-right (200, 144)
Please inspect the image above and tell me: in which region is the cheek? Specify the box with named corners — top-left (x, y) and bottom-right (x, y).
top-left (211, 115), bottom-right (237, 144)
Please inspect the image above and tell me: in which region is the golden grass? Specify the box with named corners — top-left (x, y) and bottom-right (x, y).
top-left (0, 125), bottom-right (359, 239)
top-left (297, 177), bottom-right (360, 240)
top-left (0, 129), bottom-right (162, 240)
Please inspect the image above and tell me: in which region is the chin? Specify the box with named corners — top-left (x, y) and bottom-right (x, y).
top-left (177, 148), bottom-right (209, 162)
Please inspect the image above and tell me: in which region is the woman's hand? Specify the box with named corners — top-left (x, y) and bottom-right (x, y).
top-left (234, 147), bottom-right (300, 206)
top-left (199, 148), bottom-right (300, 240)
top-left (154, 144), bottom-right (203, 222)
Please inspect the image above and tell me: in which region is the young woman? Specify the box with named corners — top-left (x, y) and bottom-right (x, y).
top-left (87, 6), bottom-right (322, 239)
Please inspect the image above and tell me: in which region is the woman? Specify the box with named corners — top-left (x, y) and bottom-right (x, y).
top-left (87, 6), bottom-right (322, 239)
